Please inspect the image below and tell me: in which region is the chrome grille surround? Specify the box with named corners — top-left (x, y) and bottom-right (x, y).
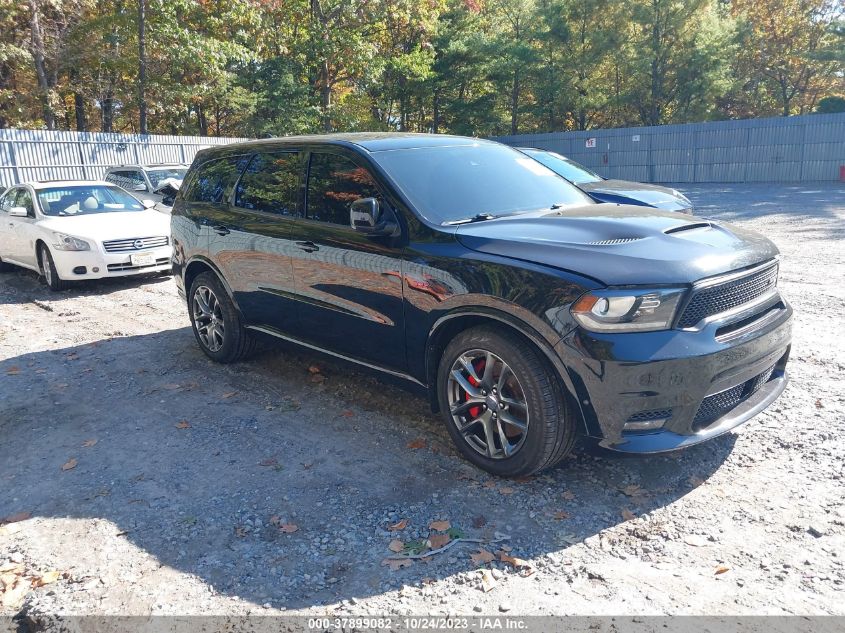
top-left (103, 236), bottom-right (169, 253)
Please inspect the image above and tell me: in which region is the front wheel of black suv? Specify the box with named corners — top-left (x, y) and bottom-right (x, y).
top-left (437, 325), bottom-right (577, 477)
top-left (188, 271), bottom-right (258, 363)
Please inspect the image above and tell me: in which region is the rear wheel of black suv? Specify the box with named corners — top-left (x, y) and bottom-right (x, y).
top-left (437, 325), bottom-right (577, 477)
top-left (188, 271), bottom-right (258, 363)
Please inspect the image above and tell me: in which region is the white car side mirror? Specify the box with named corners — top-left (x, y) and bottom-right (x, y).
top-left (9, 206), bottom-right (28, 217)
top-left (141, 199), bottom-right (157, 209)
top-left (133, 183), bottom-right (148, 192)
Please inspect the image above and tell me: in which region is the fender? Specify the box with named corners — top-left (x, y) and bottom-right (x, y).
top-left (424, 306), bottom-right (588, 430)
top-left (182, 255), bottom-right (247, 320)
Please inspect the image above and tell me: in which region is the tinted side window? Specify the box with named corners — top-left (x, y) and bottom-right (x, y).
top-left (182, 155), bottom-right (249, 203)
top-left (0, 189), bottom-right (16, 213)
top-left (307, 153), bottom-right (381, 225)
top-left (234, 152), bottom-right (302, 216)
top-left (107, 170), bottom-right (146, 190)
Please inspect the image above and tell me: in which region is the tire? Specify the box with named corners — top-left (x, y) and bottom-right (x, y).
top-left (188, 271), bottom-right (258, 363)
top-left (436, 325), bottom-right (577, 477)
top-left (38, 244), bottom-right (70, 291)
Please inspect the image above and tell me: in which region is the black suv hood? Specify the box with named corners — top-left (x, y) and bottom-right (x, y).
top-left (454, 204), bottom-right (778, 286)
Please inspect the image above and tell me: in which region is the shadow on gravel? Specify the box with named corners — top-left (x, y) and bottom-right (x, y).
top-left (0, 325), bottom-right (737, 611)
top-left (0, 268), bottom-right (173, 305)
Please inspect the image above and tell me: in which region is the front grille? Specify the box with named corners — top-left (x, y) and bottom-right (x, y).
top-left (692, 364), bottom-right (776, 430)
top-left (107, 257), bottom-right (170, 272)
top-left (678, 263), bottom-right (778, 328)
top-left (103, 236), bottom-right (169, 253)
top-left (627, 408), bottom-right (673, 423)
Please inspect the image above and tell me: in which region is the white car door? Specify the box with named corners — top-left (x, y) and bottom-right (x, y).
top-left (7, 188), bottom-right (39, 268)
top-left (0, 188), bottom-right (17, 259)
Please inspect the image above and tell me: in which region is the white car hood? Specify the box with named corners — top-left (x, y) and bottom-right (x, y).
top-left (39, 210), bottom-right (171, 241)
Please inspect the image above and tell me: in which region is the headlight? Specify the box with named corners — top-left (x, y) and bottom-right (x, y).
top-left (571, 287), bottom-right (687, 332)
top-left (52, 232), bottom-right (91, 251)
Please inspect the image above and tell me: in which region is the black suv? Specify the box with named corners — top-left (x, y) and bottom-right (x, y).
top-left (171, 133), bottom-right (792, 477)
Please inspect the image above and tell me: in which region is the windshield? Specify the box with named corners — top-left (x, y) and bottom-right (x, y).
top-left (521, 149), bottom-right (603, 185)
top-left (371, 143), bottom-right (593, 224)
top-left (37, 185), bottom-right (145, 216)
top-left (147, 168), bottom-right (187, 189)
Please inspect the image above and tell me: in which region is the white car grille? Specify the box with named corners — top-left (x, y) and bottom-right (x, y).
top-left (103, 236), bottom-right (169, 253)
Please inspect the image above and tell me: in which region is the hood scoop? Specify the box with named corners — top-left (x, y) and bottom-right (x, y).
top-left (664, 221), bottom-right (712, 235)
top-left (587, 237), bottom-right (644, 246)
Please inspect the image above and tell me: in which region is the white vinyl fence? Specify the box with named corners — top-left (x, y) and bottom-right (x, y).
top-left (0, 128), bottom-right (249, 189)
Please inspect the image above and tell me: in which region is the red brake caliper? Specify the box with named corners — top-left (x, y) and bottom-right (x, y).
top-left (465, 358), bottom-right (486, 418)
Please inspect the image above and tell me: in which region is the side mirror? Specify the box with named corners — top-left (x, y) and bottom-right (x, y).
top-left (133, 183), bottom-right (148, 192)
top-left (350, 198), bottom-right (399, 237)
top-left (141, 199), bottom-right (157, 209)
top-left (9, 206), bottom-right (28, 217)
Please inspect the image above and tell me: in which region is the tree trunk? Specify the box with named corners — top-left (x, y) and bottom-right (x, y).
top-left (320, 63), bottom-right (331, 132)
top-left (28, 0), bottom-right (56, 130)
top-left (74, 92), bottom-right (86, 131)
top-left (138, 0), bottom-right (147, 134)
top-left (510, 71), bottom-right (520, 136)
top-left (432, 89), bottom-right (440, 134)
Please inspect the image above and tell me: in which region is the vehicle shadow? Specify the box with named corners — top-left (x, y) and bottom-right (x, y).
top-left (0, 267), bottom-right (173, 306)
top-left (0, 327), bottom-right (738, 611)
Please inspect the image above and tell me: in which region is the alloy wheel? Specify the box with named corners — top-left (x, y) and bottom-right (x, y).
top-left (41, 248), bottom-right (52, 286)
top-left (446, 349), bottom-right (530, 459)
top-left (192, 285), bottom-right (225, 352)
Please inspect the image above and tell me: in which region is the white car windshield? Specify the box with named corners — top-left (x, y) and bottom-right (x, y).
top-left (147, 168), bottom-right (187, 189)
top-left (37, 185), bottom-right (145, 216)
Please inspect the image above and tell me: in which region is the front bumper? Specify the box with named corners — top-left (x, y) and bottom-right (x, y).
top-left (52, 246), bottom-right (173, 280)
top-left (556, 297), bottom-right (792, 453)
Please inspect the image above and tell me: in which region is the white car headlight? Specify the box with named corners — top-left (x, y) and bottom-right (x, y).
top-left (52, 232), bottom-right (91, 251)
top-left (571, 287), bottom-right (687, 332)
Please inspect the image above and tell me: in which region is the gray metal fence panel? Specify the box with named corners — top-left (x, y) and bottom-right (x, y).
top-left (494, 113), bottom-right (845, 183)
top-left (0, 128), bottom-right (248, 189)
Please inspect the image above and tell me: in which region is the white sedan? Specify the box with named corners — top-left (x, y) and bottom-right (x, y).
top-left (0, 180), bottom-right (172, 291)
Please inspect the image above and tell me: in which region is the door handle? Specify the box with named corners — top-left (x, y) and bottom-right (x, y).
top-left (212, 225), bottom-right (230, 236)
top-left (296, 240), bottom-right (319, 253)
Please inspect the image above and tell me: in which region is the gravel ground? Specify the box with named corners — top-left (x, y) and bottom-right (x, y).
top-left (1, 183), bottom-right (844, 621)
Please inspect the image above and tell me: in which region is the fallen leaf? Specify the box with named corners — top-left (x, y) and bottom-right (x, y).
top-left (815, 398), bottom-right (823, 409)
top-left (61, 458), bottom-right (77, 471)
top-left (621, 508), bottom-right (637, 521)
top-left (221, 391), bottom-right (238, 399)
top-left (175, 420), bottom-right (191, 429)
top-left (1, 578), bottom-right (29, 609)
top-left (0, 512), bottom-right (31, 525)
top-left (407, 438), bottom-right (427, 449)
top-left (429, 520), bottom-right (451, 531)
top-left (483, 480), bottom-right (497, 489)
top-left (428, 533), bottom-right (451, 549)
top-left (381, 558), bottom-right (413, 572)
top-left (234, 526), bottom-right (248, 538)
top-left (259, 458), bottom-right (278, 467)
top-left (161, 383), bottom-right (182, 390)
top-left (307, 365), bottom-right (322, 374)
top-left (498, 551), bottom-right (534, 575)
top-left (499, 487), bottom-right (515, 495)
top-left (279, 523), bottom-right (299, 534)
top-left (470, 549), bottom-right (495, 566)
top-left (480, 569), bottom-right (497, 592)
top-left (301, 462), bottom-right (314, 470)
top-left (5, 366), bottom-right (20, 375)
top-left (82, 439), bottom-right (97, 448)
top-left (269, 515), bottom-right (281, 526)
top-left (310, 373), bottom-right (326, 384)
top-left (684, 534), bottom-right (709, 547)
top-left (388, 539), bottom-right (404, 553)
top-left (553, 511), bottom-right (570, 521)
top-left (341, 410), bottom-right (355, 418)
top-left (387, 519), bottom-right (408, 531)
top-left (622, 484), bottom-right (643, 497)
top-left (65, 353), bottom-right (78, 361)
top-left (514, 476), bottom-right (533, 484)
top-left (715, 565), bottom-right (730, 575)
top-left (0, 563), bottom-right (23, 574)
top-left (562, 490), bottom-right (576, 500)
top-left (32, 570), bottom-right (61, 587)
top-left (472, 515), bottom-right (487, 528)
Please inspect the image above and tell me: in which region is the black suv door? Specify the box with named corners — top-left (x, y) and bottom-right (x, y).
top-left (288, 149), bottom-right (406, 371)
top-left (209, 150), bottom-right (304, 334)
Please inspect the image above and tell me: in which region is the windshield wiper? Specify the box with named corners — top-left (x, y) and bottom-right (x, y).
top-left (443, 213), bottom-right (498, 226)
